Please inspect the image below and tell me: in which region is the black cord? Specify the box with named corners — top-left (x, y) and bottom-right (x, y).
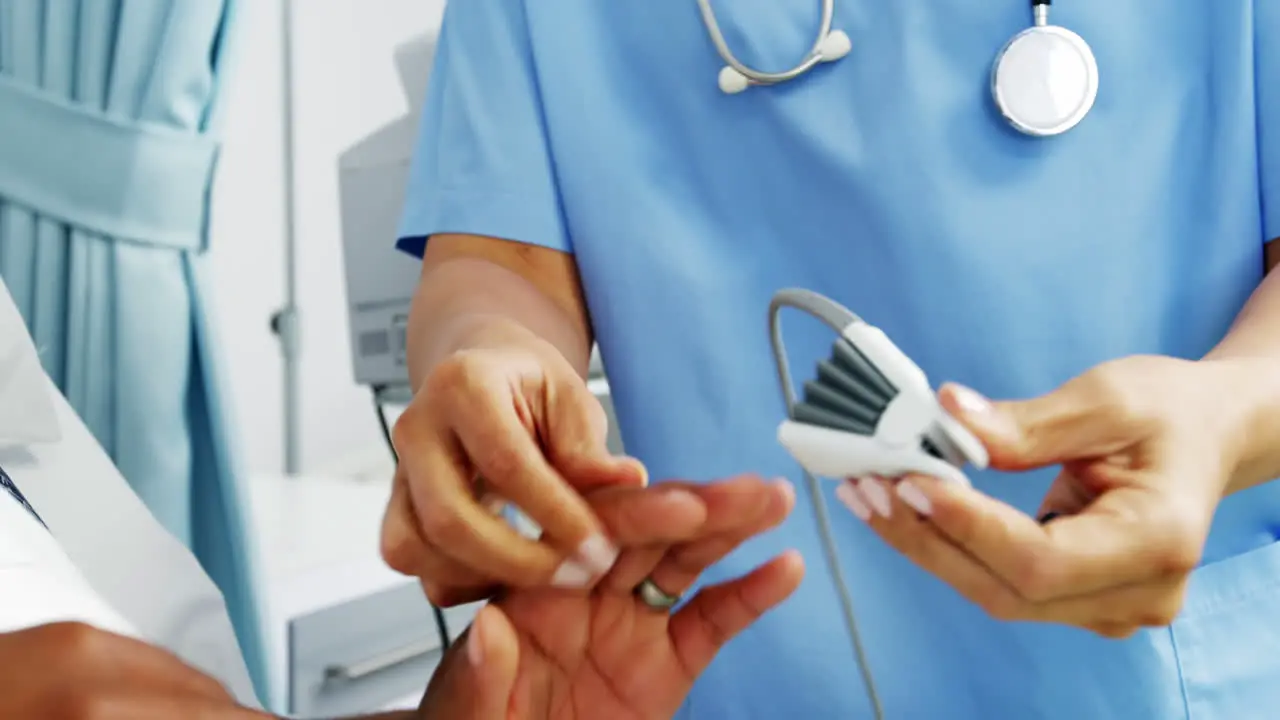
top-left (372, 387), bottom-right (452, 650)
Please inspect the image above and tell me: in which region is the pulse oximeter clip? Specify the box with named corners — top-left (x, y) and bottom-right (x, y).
top-left (768, 289), bottom-right (988, 487)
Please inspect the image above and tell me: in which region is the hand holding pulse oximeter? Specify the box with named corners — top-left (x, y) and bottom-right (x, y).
top-left (769, 289), bottom-right (988, 487)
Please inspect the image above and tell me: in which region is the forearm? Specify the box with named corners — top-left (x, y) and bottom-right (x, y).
top-left (1204, 241), bottom-right (1280, 492)
top-left (406, 238), bottom-right (594, 390)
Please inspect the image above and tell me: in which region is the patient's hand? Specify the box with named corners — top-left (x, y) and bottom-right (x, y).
top-left (0, 621), bottom-right (257, 719)
top-left (417, 474), bottom-right (803, 720)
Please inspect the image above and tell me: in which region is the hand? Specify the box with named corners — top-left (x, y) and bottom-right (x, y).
top-left (417, 475), bottom-right (804, 720)
top-left (383, 320), bottom-right (647, 606)
top-left (0, 622), bottom-right (256, 719)
top-left (838, 355), bottom-right (1254, 638)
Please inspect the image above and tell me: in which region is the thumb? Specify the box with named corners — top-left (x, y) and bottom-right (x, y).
top-left (939, 381), bottom-right (1122, 472)
top-left (555, 444), bottom-right (648, 493)
top-left (466, 605), bottom-right (521, 720)
top-left (1033, 466), bottom-right (1100, 523)
top-left (569, 454), bottom-right (648, 490)
top-left (545, 382), bottom-right (648, 490)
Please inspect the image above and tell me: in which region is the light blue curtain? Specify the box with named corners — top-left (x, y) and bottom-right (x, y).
top-left (0, 0), bottom-right (268, 703)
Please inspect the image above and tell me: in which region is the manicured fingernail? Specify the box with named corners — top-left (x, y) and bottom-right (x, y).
top-left (835, 482), bottom-right (871, 522)
top-left (951, 384), bottom-right (993, 414)
top-left (1038, 511), bottom-right (1060, 525)
top-left (467, 615), bottom-right (485, 667)
top-left (551, 559), bottom-right (594, 588)
top-left (658, 487), bottom-right (700, 504)
top-left (948, 384), bottom-right (1018, 438)
top-left (896, 481), bottom-right (932, 516)
top-left (575, 534), bottom-right (619, 575)
top-left (626, 458), bottom-right (649, 487)
top-left (857, 478), bottom-right (892, 518)
top-left (772, 477), bottom-right (796, 505)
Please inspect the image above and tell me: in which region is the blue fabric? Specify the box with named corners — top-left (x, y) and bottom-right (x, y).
top-left (0, 0), bottom-right (268, 705)
top-left (400, 1), bottom-right (1280, 718)
top-left (0, 72), bottom-right (217, 251)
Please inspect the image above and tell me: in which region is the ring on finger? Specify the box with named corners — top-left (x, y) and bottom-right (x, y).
top-left (604, 546), bottom-right (668, 593)
top-left (632, 540), bottom-right (726, 608)
top-left (640, 534), bottom-right (741, 602)
top-left (635, 577), bottom-right (682, 612)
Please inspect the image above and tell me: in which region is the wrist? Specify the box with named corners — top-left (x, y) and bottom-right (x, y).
top-left (444, 312), bottom-right (544, 353)
top-left (1201, 357), bottom-right (1280, 494)
top-left (414, 313), bottom-right (546, 383)
top-left (413, 312), bottom-right (584, 394)
top-left (407, 256), bottom-right (593, 386)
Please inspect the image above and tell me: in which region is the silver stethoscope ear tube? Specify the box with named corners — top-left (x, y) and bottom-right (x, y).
top-left (697, 0), bottom-right (852, 94)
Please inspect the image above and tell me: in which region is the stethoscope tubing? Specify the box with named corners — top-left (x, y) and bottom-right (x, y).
top-left (696, 0), bottom-right (834, 85)
top-left (698, 0), bottom-right (1097, 138)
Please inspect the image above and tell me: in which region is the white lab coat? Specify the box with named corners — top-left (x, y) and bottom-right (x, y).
top-left (0, 278), bottom-right (256, 706)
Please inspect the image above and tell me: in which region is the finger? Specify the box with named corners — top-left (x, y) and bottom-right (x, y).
top-left (843, 479), bottom-right (1026, 621)
top-left (404, 435), bottom-right (592, 589)
top-left (588, 484), bottom-right (708, 546)
top-left (1087, 622), bottom-right (1140, 640)
top-left (411, 534), bottom-right (504, 607)
top-left (467, 605), bottom-right (521, 720)
top-left (939, 381), bottom-right (1136, 472)
top-left (564, 455), bottom-right (650, 493)
top-left (684, 475), bottom-right (792, 535)
top-left (669, 551), bottom-right (804, 678)
top-left (1037, 576), bottom-right (1188, 630)
top-left (450, 394), bottom-right (620, 576)
top-left (379, 465), bottom-right (419, 574)
top-left (902, 452), bottom-right (973, 488)
top-left (545, 379), bottom-right (650, 490)
top-left (894, 474), bottom-right (1193, 600)
top-left (422, 579), bottom-right (501, 608)
top-left (590, 483), bottom-right (710, 596)
top-left (602, 546), bottom-right (669, 594)
top-left (848, 480), bottom-right (1191, 630)
top-left (604, 476), bottom-right (792, 592)
top-left (1033, 465), bottom-right (1100, 522)
top-left (649, 480), bottom-right (795, 596)
top-left (382, 467), bottom-right (499, 604)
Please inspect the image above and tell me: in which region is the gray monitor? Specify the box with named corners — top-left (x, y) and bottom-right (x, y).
top-left (337, 36), bottom-right (435, 397)
top-left (336, 36), bottom-right (621, 452)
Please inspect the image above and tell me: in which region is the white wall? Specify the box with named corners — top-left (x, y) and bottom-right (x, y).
top-left (207, 0), bottom-right (444, 477)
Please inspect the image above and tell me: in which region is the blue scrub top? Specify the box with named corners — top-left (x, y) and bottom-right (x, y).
top-left (399, 2), bottom-right (1280, 717)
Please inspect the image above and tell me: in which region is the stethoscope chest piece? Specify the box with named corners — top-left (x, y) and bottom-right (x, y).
top-left (991, 4), bottom-right (1098, 137)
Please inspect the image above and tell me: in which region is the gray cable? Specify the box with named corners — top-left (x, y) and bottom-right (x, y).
top-left (696, 0), bottom-right (834, 84)
top-left (371, 386), bottom-right (452, 651)
top-left (768, 289), bottom-right (885, 720)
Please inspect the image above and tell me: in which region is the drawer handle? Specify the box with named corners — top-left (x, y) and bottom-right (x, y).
top-left (324, 637), bottom-right (439, 683)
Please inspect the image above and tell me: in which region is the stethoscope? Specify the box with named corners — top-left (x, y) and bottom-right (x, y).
top-left (698, 0), bottom-right (1099, 138)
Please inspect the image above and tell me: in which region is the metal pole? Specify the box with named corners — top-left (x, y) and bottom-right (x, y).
top-left (271, 0), bottom-right (302, 475)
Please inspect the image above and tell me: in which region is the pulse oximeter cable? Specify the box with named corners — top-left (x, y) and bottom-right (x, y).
top-left (769, 289), bottom-right (885, 720)
top-left (768, 288), bottom-right (988, 719)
